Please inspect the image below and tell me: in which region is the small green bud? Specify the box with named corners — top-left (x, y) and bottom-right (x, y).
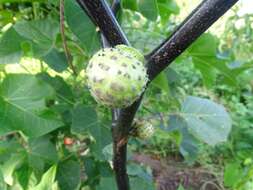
top-left (131, 120), bottom-right (155, 140)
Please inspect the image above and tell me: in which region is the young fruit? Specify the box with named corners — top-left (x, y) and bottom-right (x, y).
top-left (86, 45), bottom-right (148, 108)
top-left (131, 120), bottom-right (155, 140)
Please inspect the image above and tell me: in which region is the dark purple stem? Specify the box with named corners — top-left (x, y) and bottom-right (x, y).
top-left (146, 0), bottom-right (239, 80)
top-left (76, 0), bottom-right (239, 190)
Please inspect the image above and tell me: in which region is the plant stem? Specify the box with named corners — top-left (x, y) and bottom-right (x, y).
top-left (60, 0), bottom-right (77, 76)
top-left (146, 0), bottom-right (239, 80)
top-left (76, 0), bottom-right (129, 46)
top-left (98, 0), bottom-right (130, 189)
top-left (76, 0), bottom-right (239, 190)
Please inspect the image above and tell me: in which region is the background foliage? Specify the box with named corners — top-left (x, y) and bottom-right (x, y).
top-left (0, 0), bottom-right (252, 189)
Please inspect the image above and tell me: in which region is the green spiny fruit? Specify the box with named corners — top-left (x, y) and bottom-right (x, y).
top-left (131, 120), bottom-right (155, 140)
top-left (86, 45), bottom-right (148, 108)
top-left (116, 44), bottom-right (145, 63)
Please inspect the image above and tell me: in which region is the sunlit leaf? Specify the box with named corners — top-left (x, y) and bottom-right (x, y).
top-left (138, 0), bottom-right (158, 21)
top-left (157, 0), bottom-right (180, 22)
top-left (28, 136), bottom-right (58, 171)
top-left (0, 170), bottom-right (6, 190)
top-left (14, 19), bottom-right (59, 57)
top-left (152, 71), bottom-right (170, 93)
top-left (32, 165), bottom-right (58, 190)
top-left (188, 33), bottom-right (238, 87)
top-left (64, 0), bottom-right (100, 54)
top-left (41, 48), bottom-right (68, 72)
top-left (0, 153), bottom-right (25, 185)
top-left (224, 162), bottom-right (242, 188)
top-left (0, 28), bottom-right (24, 64)
top-left (0, 74), bottom-right (63, 137)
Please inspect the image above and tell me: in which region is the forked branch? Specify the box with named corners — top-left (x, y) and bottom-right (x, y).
top-left (76, 0), bottom-right (239, 190)
top-left (146, 0), bottom-right (239, 80)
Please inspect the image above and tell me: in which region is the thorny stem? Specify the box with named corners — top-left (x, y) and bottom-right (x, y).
top-left (60, 0), bottom-right (77, 76)
top-left (76, 0), bottom-right (239, 190)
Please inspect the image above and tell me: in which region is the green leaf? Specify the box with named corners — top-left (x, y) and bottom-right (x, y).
top-left (0, 139), bottom-right (23, 162)
top-left (14, 19), bottom-right (59, 57)
top-left (27, 136), bottom-right (58, 178)
top-left (152, 71), bottom-right (169, 93)
top-left (16, 164), bottom-right (32, 190)
top-left (127, 162), bottom-right (153, 182)
top-left (0, 0), bottom-right (45, 2)
top-left (14, 19), bottom-right (58, 45)
top-left (96, 177), bottom-right (117, 190)
top-left (71, 105), bottom-right (98, 134)
top-left (188, 33), bottom-right (238, 87)
top-left (0, 19), bottom-right (59, 64)
top-left (0, 170), bottom-right (6, 190)
top-left (130, 176), bottom-right (155, 190)
top-left (0, 153), bottom-right (25, 185)
top-left (98, 161), bottom-right (113, 177)
top-left (37, 73), bottom-right (74, 124)
top-left (71, 105), bottom-right (111, 159)
top-left (0, 74), bottom-right (63, 137)
top-left (177, 184), bottom-right (185, 190)
top-left (32, 165), bottom-right (58, 190)
top-left (64, 0), bottom-right (100, 54)
top-left (56, 160), bottom-right (81, 190)
top-left (157, 0), bottom-right (180, 22)
top-left (0, 10), bottom-right (13, 26)
top-left (0, 28), bottom-right (24, 64)
top-left (127, 163), bottom-right (144, 176)
top-left (181, 96), bottom-right (232, 145)
top-left (41, 48), bottom-right (68, 72)
top-left (160, 0), bottom-right (179, 14)
top-left (37, 73), bottom-right (74, 102)
top-left (167, 115), bottom-right (199, 162)
top-left (224, 162), bottom-right (242, 188)
top-left (122, 0), bottom-right (138, 11)
top-left (28, 136), bottom-right (58, 169)
top-left (166, 67), bottom-right (181, 85)
top-left (102, 144), bottom-right (113, 161)
top-left (138, 0), bottom-right (158, 21)
top-left (83, 157), bottom-right (99, 185)
top-left (179, 128), bottom-right (199, 162)
top-left (90, 124), bottom-right (112, 159)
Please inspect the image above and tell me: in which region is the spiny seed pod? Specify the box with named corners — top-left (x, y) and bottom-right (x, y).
top-left (86, 45), bottom-right (148, 108)
top-left (116, 44), bottom-right (145, 63)
top-left (131, 120), bottom-right (155, 140)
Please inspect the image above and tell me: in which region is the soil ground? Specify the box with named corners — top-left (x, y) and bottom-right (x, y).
top-left (133, 154), bottom-right (223, 190)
